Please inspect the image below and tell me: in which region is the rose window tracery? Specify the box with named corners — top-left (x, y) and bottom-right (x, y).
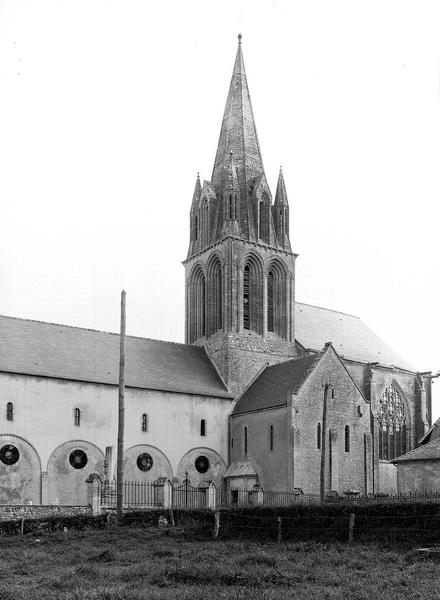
top-left (377, 383), bottom-right (408, 460)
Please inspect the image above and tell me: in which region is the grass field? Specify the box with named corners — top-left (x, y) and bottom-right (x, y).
top-left (0, 524), bottom-right (439, 600)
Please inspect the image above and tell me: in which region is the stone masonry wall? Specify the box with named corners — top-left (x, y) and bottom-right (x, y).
top-left (0, 505), bottom-right (91, 521)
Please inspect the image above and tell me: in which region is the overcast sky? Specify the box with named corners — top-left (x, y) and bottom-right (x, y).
top-left (1, 0), bottom-right (439, 416)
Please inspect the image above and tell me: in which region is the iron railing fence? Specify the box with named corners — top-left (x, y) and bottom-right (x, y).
top-left (99, 480), bottom-right (440, 510)
top-left (100, 481), bottom-right (157, 508)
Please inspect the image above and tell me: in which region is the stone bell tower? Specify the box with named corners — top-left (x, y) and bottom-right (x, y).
top-left (184, 35), bottom-right (299, 395)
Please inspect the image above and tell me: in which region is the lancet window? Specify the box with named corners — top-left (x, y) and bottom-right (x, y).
top-left (266, 261), bottom-right (287, 339)
top-left (377, 383), bottom-right (408, 460)
top-left (189, 266), bottom-right (206, 343)
top-left (243, 258), bottom-right (263, 334)
top-left (208, 257), bottom-right (223, 336)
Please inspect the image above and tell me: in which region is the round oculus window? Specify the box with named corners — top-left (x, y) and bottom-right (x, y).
top-left (195, 455), bottom-right (210, 474)
top-left (0, 444), bottom-right (19, 466)
top-left (137, 453), bottom-right (153, 472)
top-left (69, 449), bottom-right (88, 469)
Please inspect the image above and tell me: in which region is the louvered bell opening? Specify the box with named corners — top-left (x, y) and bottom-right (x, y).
top-left (243, 265), bottom-right (250, 330)
top-left (267, 271), bottom-right (274, 332)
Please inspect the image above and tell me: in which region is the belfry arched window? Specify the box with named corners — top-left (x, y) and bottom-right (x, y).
top-left (266, 260), bottom-right (287, 339)
top-left (207, 257), bottom-right (223, 336)
top-left (377, 383), bottom-right (408, 460)
top-left (74, 408), bottom-right (81, 427)
top-left (189, 266), bottom-right (206, 343)
top-left (243, 257), bottom-right (263, 334)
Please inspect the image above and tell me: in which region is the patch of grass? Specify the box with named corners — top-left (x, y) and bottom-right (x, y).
top-left (0, 526), bottom-right (439, 599)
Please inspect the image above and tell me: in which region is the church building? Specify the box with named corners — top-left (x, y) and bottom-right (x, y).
top-left (0, 36), bottom-right (433, 505)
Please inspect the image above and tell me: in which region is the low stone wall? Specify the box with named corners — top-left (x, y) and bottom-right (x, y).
top-left (0, 505), bottom-right (91, 521)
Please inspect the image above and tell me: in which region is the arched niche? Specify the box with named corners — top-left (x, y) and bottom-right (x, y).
top-left (120, 444), bottom-right (172, 483)
top-left (0, 435), bottom-right (41, 505)
top-left (176, 447), bottom-right (226, 486)
top-left (47, 440), bottom-right (105, 505)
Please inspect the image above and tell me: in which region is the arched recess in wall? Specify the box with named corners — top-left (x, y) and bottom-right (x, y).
top-left (200, 197), bottom-right (210, 247)
top-left (376, 382), bottom-right (410, 461)
top-left (258, 193), bottom-right (270, 243)
top-left (47, 440), bottom-right (105, 506)
top-left (176, 447), bottom-right (227, 487)
top-left (242, 253), bottom-right (263, 335)
top-left (206, 254), bottom-right (223, 337)
top-left (120, 444), bottom-right (172, 484)
top-left (0, 434), bottom-right (41, 505)
top-left (189, 264), bottom-right (206, 343)
top-left (266, 258), bottom-right (288, 339)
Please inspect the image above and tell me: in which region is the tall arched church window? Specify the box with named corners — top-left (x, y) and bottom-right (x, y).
top-left (377, 383), bottom-right (408, 460)
top-left (194, 215), bottom-right (198, 240)
top-left (243, 258), bottom-right (263, 334)
top-left (6, 402), bottom-right (13, 421)
top-left (74, 408), bottom-right (81, 427)
top-left (267, 271), bottom-right (274, 332)
top-left (209, 258), bottom-right (223, 335)
top-left (243, 265), bottom-right (250, 330)
top-left (266, 261), bottom-right (287, 339)
top-left (189, 267), bottom-right (206, 343)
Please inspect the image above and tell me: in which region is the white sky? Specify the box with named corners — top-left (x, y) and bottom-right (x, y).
top-left (0, 1), bottom-right (439, 417)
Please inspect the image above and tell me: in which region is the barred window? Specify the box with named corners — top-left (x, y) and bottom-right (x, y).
top-left (6, 402), bottom-right (13, 422)
top-left (377, 383), bottom-right (407, 460)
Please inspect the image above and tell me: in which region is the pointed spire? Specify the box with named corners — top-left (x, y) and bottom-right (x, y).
top-left (211, 35), bottom-right (264, 195)
top-left (190, 172), bottom-right (202, 211)
top-left (274, 166), bottom-right (289, 206)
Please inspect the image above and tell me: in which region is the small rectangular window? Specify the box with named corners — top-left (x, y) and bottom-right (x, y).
top-left (142, 413), bottom-right (148, 432)
top-left (244, 426), bottom-right (248, 455)
top-left (345, 425), bottom-right (350, 452)
top-left (6, 402), bottom-right (13, 422)
top-left (269, 425), bottom-right (274, 451)
top-left (200, 419), bottom-right (206, 436)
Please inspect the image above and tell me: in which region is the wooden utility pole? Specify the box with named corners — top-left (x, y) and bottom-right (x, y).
top-left (116, 290), bottom-right (126, 521)
top-left (320, 383), bottom-right (330, 503)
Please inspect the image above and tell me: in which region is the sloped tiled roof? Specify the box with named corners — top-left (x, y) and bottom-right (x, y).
top-left (0, 315), bottom-right (232, 398)
top-left (392, 437), bottom-right (440, 463)
top-left (295, 302), bottom-right (416, 372)
top-left (233, 353), bottom-right (320, 415)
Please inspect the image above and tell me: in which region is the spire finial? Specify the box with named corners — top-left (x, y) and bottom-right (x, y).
top-left (280, 164), bottom-right (283, 173)
top-left (238, 33), bottom-right (242, 44)
top-left (197, 171), bottom-right (200, 179)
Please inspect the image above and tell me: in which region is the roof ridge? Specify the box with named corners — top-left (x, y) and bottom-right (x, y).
top-left (0, 313), bottom-right (192, 349)
top-left (296, 301), bottom-right (360, 319)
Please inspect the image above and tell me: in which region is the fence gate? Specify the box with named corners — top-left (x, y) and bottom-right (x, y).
top-left (172, 472), bottom-right (205, 509)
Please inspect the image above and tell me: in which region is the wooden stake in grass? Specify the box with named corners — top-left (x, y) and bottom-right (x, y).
top-left (348, 512), bottom-right (355, 543)
top-left (213, 511), bottom-right (220, 539)
top-left (277, 516), bottom-right (282, 543)
top-left (116, 290), bottom-right (126, 522)
top-left (20, 517), bottom-right (24, 535)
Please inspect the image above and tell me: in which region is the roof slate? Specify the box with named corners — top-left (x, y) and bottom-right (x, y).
top-left (295, 302), bottom-right (415, 372)
top-left (392, 437), bottom-right (440, 463)
top-left (233, 353), bottom-right (320, 415)
top-left (0, 315), bottom-right (232, 398)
